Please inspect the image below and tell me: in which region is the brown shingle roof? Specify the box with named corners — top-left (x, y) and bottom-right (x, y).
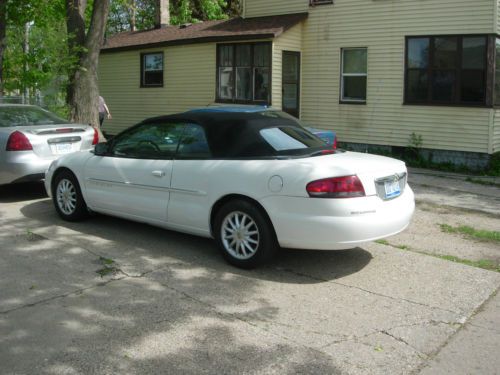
top-left (102, 13), bottom-right (308, 52)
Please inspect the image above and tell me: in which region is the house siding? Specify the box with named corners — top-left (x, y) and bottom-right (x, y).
top-left (494, 110), bottom-right (500, 153)
top-left (98, 44), bottom-right (215, 134)
top-left (299, 0), bottom-right (497, 154)
top-left (244, 0), bottom-right (307, 18)
top-left (497, 0), bottom-right (500, 33)
top-left (272, 23), bottom-right (303, 112)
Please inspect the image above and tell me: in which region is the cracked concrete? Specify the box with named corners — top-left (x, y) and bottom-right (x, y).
top-left (0, 171), bottom-right (499, 374)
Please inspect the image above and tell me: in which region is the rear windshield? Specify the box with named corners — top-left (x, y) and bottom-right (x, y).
top-left (204, 111), bottom-right (331, 158)
top-left (260, 126), bottom-right (324, 151)
top-left (0, 106), bottom-right (68, 127)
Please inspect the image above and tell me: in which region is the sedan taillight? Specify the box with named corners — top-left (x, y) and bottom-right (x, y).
top-left (306, 175), bottom-right (365, 198)
top-left (92, 128), bottom-right (99, 145)
top-left (6, 131), bottom-right (33, 151)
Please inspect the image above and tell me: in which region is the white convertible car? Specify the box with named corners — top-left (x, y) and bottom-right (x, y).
top-left (45, 107), bottom-right (414, 268)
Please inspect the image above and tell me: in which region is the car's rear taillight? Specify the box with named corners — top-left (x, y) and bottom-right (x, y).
top-left (306, 175), bottom-right (365, 198)
top-left (332, 136), bottom-right (337, 150)
top-left (92, 128), bottom-right (99, 145)
top-left (6, 131), bottom-right (33, 151)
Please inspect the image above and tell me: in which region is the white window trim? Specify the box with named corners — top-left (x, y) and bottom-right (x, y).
top-left (340, 47), bottom-right (367, 103)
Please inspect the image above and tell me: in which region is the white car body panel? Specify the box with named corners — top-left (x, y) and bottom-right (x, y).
top-left (83, 156), bottom-right (173, 222)
top-left (46, 149), bottom-right (414, 250)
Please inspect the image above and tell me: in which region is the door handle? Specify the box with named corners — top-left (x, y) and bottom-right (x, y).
top-left (152, 170), bottom-right (165, 177)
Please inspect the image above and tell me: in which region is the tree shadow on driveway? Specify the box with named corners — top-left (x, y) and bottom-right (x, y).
top-left (18, 199), bottom-right (373, 285)
top-left (1, 197), bottom-right (350, 374)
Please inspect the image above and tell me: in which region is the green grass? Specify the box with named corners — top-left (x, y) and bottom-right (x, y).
top-left (376, 238), bottom-right (499, 273)
top-left (465, 177), bottom-right (500, 188)
top-left (96, 256), bottom-right (120, 277)
top-left (99, 256), bottom-right (115, 265)
top-left (436, 255), bottom-right (500, 273)
top-left (440, 224), bottom-right (500, 243)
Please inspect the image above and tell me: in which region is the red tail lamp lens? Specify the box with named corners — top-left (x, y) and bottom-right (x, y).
top-left (306, 175), bottom-right (365, 198)
top-left (92, 128), bottom-right (99, 145)
top-left (332, 136), bottom-right (337, 150)
top-left (6, 131), bottom-right (33, 151)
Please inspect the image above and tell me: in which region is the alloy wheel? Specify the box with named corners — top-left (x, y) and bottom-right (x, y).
top-left (221, 211), bottom-right (260, 260)
top-left (56, 178), bottom-right (77, 215)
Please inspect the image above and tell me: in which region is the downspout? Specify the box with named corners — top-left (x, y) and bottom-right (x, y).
top-left (242, 0), bottom-right (246, 18)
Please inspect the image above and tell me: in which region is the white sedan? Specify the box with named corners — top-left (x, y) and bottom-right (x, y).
top-left (45, 107), bottom-right (414, 268)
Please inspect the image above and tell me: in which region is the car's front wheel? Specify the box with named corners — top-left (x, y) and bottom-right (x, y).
top-left (52, 170), bottom-right (89, 221)
top-left (214, 200), bottom-right (277, 268)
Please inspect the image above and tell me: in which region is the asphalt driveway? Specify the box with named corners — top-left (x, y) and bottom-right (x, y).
top-left (0, 170), bottom-right (499, 375)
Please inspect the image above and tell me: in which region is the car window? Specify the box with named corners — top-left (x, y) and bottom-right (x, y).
top-left (111, 122), bottom-right (184, 159)
top-left (0, 106), bottom-right (67, 127)
top-left (260, 126), bottom-right (325, 152)
top-left (176, 123), bottom-right (211, 159)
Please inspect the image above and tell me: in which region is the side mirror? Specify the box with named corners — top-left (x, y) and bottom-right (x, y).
top-left (94, 142), bottom-right (109, 156)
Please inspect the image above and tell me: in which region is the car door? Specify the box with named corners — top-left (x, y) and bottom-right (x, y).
top-left (168, 123), bottom-right (213, 233)
top-left (84, 121), bottom-right (184, 223)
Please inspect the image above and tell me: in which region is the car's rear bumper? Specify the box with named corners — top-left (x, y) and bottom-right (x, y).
top-left (260, 186), bottom-right (415, 250)
top-left (0, 151), bottom-right (54, 185)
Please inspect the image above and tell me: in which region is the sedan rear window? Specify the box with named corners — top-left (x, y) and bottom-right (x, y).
top-left (260, 127), bottom-right (323, 151)
top-left (0, 106), bottom-right (67, 127)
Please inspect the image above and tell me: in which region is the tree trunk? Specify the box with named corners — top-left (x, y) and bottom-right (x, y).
top-left (130, 0), bottom-right (136, 31)
top-left (0, 0), bottom-right (7, 97)
top-left (66, 0), bottom-right (109, 141)
top-left (23, 22), bottom-right (29, 103)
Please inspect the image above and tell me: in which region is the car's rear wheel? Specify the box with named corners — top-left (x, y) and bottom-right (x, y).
top-left (214, 200), bottom-right (277, 268)
top-left (52, 170), bottom-right (89, 221)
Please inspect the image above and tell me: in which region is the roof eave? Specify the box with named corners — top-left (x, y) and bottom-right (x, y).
top-left (101, 33), bottom-right (277, 54)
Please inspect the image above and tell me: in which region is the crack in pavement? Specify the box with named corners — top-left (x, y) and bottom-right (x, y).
top-left (147, 276), bottom-right (341, 364)
top-left (410, 284), bottom-right (500, 375)
top-left (0, 276), bottom-right (126, 315)
top-left (378, 329), bottom-right (429, 358)
top-left (276, 267), bottom-right (460, 315)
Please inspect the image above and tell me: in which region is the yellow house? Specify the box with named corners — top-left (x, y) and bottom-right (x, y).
top-left (99, 0), bottom-right (500, 167)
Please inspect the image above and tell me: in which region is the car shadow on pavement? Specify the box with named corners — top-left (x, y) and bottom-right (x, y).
top-left (0, 181), bottom-right (47, 203)
top-left (18, 199), bottom-right (373, 285)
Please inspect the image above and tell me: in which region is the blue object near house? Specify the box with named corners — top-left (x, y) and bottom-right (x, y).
top-left (306, 127), bottom-right (337, 148)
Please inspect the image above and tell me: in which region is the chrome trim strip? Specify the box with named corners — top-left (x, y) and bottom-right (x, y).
top-left (374, 172), bottom-right (407, 201)
top-left (375, 172), bottom-right (407, 183)
top-left (86, 178), bottom-right (206, 196)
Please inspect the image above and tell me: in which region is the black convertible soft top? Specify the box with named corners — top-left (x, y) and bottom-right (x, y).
top-left (140, 110), bottom-right (325, 158)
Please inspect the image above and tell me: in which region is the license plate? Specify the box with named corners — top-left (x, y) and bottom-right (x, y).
top-left (384, 179), bottom-right (401, 199)
top-left (55, 143), bottom-right (73, 154)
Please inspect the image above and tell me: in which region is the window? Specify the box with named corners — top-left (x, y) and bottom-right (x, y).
top-left (141, 52), bottom-right (163, 87)
top-left (405, 35), bottom-right (487, 105)
top-left (260, 127), bottom-right (323, 151)
top-left (111, 122), bottom-right (184, 159)
top-left (217, 43), bottom-right (271, 104)
top-left (309, 0), bottom-right (334, 6)
top-left (0, 106), bottom-right (67, 127)
top-left (341, 48), bottom-right (367, 103)
top-left (177, 124), bottom-right (211, 159)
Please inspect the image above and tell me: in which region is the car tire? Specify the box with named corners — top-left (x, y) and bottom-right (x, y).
top-left (214, 200), bottom-right (278, 269)
top-left (52, 170), bottom-right (89, 221)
